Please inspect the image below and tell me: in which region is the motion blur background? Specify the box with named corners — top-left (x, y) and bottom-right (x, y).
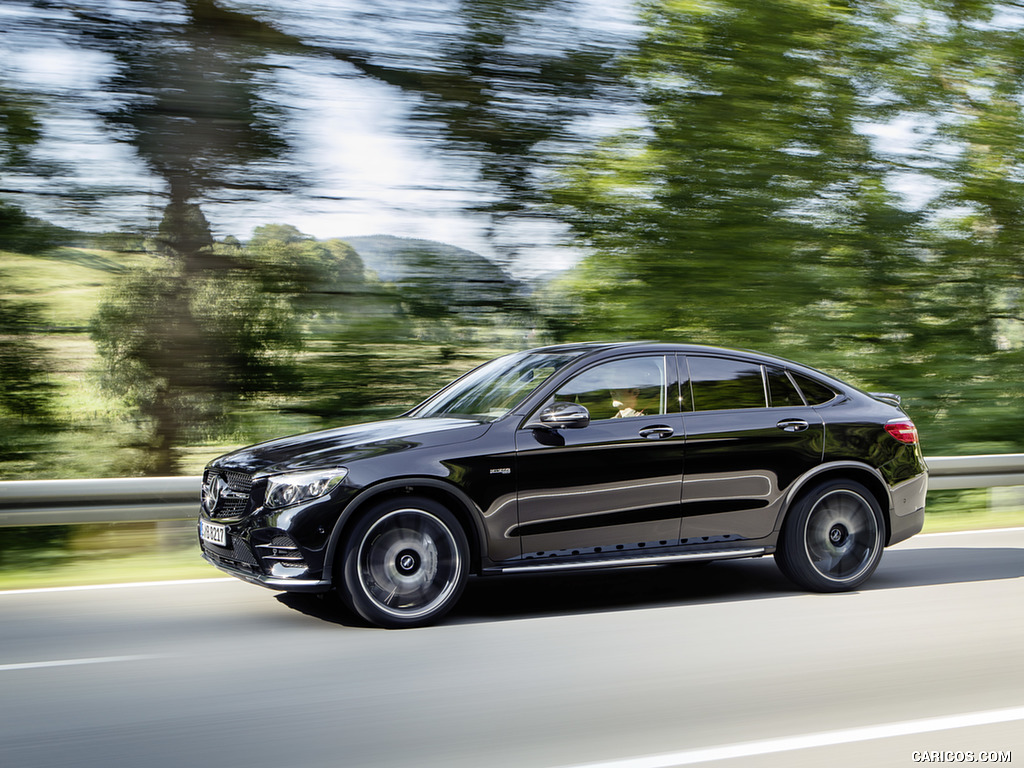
top-left (3, 0), bottom-right (1024, 581)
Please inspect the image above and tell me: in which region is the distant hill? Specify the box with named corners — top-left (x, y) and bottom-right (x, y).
top-left (342, 235), bottom-right (530, 317)
top-left (342, 235), bottom-right (514, 284)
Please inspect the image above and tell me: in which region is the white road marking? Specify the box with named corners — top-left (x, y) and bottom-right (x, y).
top-left (0, 655), bottom-right (163, 672)
top-left (917, 526), bottom-right (1024, 538)
top-left (0, 577), bottom-right (233, 596)
top-left (554, 705), bottom-right (1024, 768)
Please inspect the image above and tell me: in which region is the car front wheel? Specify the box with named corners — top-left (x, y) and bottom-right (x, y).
top-left (775, 480), bottom-right (885, 592)
top-left (340, 497), bottom-right (469, 628)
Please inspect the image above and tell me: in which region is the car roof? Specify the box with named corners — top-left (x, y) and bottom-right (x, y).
top-left (525, 341), bottom-right (847, 387)
top-left (529, 340), bottom-right (787, 362)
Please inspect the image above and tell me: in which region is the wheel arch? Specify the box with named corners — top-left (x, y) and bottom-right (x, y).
top-left (324, 478), bottom-right (487, 582)
top-left (777, 462), bottom-right (894, 545)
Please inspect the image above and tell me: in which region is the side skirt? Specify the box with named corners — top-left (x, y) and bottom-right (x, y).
top-left (482, 546), bottom-right (768, 575)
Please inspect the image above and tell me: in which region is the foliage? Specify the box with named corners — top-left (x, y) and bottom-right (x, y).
top-left (6, 0), bottom-right (1024, 473)
top-left (0, 289), bottom-right (59, 472)
top-left (90, 210), bottom-right (312, 473)
top-left (551, 0), bottom-right (894, 341)
top-left (545, 0), bottom-right (1024, 454)
top-left (0, 86), bottom-right (42, 170)
top-left (0, 295), bottom-right (54, 420)
top-left (0, 86), bottom-right (61, 461)
top-left (83, 216), bottom-right (536, 473)
top-left (0, 203), bottom-right (63, 254)
top-left (1, 0), bottom-right (614, 473)
top-left (0, 526), bottom-right (71, 568)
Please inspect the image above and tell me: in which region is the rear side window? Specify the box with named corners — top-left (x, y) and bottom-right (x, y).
top-left (687, 357), bottom-right (766, 411)
top-left (793, 373), bottom-right (837, 405)
top-left (767, 367), bottom-right (805, 407)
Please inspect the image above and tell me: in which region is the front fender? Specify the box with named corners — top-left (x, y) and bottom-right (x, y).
top-left (322, 477), bottom-right (490, 582)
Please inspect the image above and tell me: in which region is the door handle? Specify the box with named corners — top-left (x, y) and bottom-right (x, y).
top-left (639, 425), bottom-right (675, 439)
top-left (777, 419), bottom-right (809, 433)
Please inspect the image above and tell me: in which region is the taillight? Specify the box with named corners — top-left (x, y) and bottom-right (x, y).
top-left (885, 420), bottom-right (919, 444)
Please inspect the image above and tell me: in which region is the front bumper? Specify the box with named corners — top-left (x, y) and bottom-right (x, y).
top-left (202, 550), bottom-right (331, 592)
top-left (198, 511), bottom-right (334, 593)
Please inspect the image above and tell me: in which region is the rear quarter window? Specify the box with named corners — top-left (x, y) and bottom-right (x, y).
top-left (792, 373), bottom-right (837, 405)
top-left (767, 367), bottom-right (805, 407)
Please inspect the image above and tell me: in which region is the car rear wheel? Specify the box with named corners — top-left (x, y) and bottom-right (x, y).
top-left (340, 497), bottom-right (469, 628)
top-left (775, 479), bottom-right (885, 592)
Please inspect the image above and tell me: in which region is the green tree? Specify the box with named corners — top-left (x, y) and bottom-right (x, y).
top-left (841, 0), bottom-right (1024, 451)
top-left (0, 296), bottom-right (54, 421)
top-left (65, 0), bottom-right (312, 473)
top-left (0, 87), bottom-right (58, 467)
top-left (551, 0), bottom-right (909, 344)
top-left (92, 206), bottom-right (304, 474)
top-left (0, 282), bottom-right (57, 473)
top-left (544, 0), bottom-right (1024, 452)
top-left (922, 3), bottom-right (1024, 448)
top-left (50, 0), bottom-right (627, 471)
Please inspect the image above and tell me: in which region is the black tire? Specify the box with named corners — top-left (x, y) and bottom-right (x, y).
top-left (339, 497), bottom-right (469, 629)
top-left (775, 479), bottom-right (885, 592)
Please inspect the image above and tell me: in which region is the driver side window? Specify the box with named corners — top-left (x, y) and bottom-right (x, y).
top-left (552, 357), bottom-right (667, 421)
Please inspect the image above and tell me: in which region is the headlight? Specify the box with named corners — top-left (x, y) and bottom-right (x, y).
top-left (264, 468), bottom-right (348, 509)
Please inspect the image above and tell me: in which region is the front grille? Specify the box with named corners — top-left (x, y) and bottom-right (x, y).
top-left (224, 471), bottom-right (253, 494)
top-left (204, 469), bottom-right (255, 519)
top-left (214, 494), bottom-right (249, 519)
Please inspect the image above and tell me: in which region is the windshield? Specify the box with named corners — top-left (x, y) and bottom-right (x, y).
top-left (409, 349), bottom-right (586, 421)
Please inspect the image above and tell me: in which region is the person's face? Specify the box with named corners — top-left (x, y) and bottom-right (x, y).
top-left (611, 388), bottom-right (639, 409)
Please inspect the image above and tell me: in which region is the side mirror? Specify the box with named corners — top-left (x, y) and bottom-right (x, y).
top-left (528, 402), bottom-right (591, 430)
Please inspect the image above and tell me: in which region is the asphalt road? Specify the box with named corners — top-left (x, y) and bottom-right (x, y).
top-left (1, 528), bottom-right (1022, 768)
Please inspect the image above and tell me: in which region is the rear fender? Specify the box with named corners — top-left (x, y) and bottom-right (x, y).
top-left (775, 461), bottom-right (893, 539)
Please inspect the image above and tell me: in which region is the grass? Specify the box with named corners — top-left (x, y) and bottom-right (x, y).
top-left (1, 247), bottom-right (149, 317)
top-left (920, 507), bottom-right (1024, 534)
top-left (0, 550), bottom-right (222, 591)
top-left (0, 522), bottom-right (222, 590)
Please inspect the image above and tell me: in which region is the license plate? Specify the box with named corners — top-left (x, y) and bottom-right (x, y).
top-left (200, 520), bottom-right (227, 547)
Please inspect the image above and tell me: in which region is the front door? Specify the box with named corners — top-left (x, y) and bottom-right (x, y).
top-left (513, 355), bottom-right (685, 557)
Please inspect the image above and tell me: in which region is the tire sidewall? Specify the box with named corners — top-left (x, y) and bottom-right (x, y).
top-left (339, 496), bottom-right (469, 629)
top-left (777, 479), bottom-right (885, 592)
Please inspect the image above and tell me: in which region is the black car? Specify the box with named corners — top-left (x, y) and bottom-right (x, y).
top-left (199, 342), bottom-right (927, 628)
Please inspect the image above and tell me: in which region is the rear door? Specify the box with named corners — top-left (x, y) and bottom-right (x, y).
top-left (679, 356), bottom-right (824, 541)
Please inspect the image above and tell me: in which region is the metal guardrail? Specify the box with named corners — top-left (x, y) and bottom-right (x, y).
top-left (0, 476), bottom-right (201, 527)
top-left (925, 454), bottom-right (1024, 491)
top-left (0, 455), bottom-right (1023, 527)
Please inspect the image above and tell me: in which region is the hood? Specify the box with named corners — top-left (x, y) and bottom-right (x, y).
top-left (209, 417), bottom-right (491, 476)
